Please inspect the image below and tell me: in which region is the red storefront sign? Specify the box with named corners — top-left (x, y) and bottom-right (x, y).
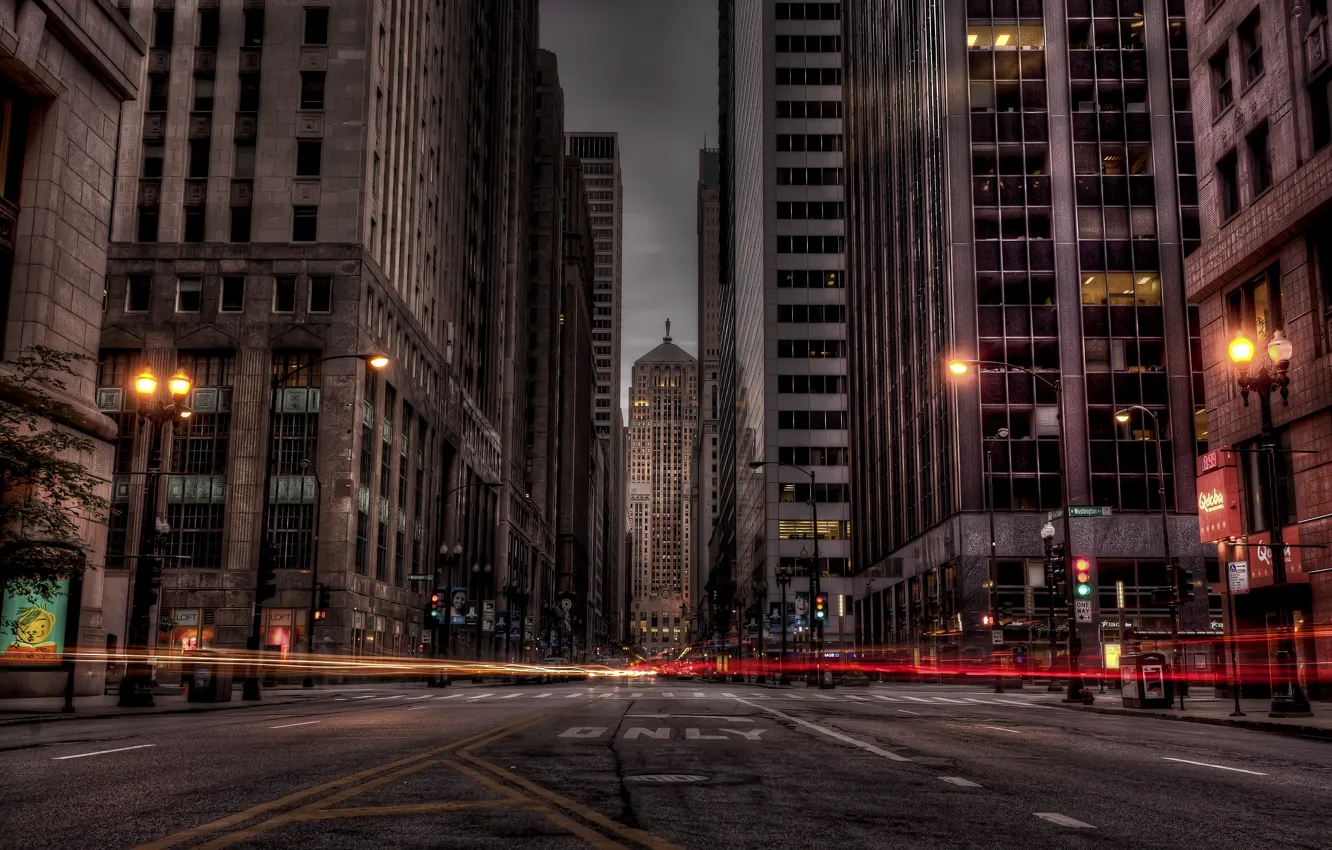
top-left (1196, 450), bottom-right (1242, 542)
top-left (1246, 526), bottom-right (1304, 587)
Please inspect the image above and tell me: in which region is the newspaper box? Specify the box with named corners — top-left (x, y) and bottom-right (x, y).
top-left (1120, 652), bottom-right (1171, 709)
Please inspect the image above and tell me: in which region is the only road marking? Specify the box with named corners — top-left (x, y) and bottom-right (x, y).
top-left (939, 777), bottom-right (981, 788)
top-left (270, 720), bottom-right (321, 729)
top-left (1035, 813), bottom-right (1095, 828)
top-left (1162, 757), bottom-right (1268, 776)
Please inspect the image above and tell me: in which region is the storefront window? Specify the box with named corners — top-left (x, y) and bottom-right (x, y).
top-left (159, 608), bottom-right (216, 655)
top-left (262, 608), bottom-right (306, 656)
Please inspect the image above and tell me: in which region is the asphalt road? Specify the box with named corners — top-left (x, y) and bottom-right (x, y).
top-left (2, 679), bottom-right (1328, 849)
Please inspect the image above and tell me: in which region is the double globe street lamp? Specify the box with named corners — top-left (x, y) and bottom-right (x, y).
top-left (119, 367), bottom-right (193, 707)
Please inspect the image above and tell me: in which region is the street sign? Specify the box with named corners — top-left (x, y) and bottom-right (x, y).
top-left (421, 632), bottom-right (432, 644)
top-left (407, 573), bottom-right (431, 582)
top-left (991, 630), bottom-right (1004, 645)
top-left (1074, 599), bottom-right (1092, 623)
top-left (1227, 561), bottom-right (1249, 595)
top-left (1047, 505), bottom-right (1113, 521)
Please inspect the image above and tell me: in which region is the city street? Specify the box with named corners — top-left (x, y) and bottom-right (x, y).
top-left (2, 680), bottom-right (1327, 849)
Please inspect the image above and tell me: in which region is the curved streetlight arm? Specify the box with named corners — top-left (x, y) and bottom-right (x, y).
top-left (274, 352), bottom-right (384, 389)
top-left (951, 358), bottom-right (1061, 393)
top-left (749, 458), bottom-right (815, 481)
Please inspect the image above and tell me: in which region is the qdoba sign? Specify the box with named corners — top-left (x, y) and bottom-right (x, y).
top-left (1195, 450), bottom-right (1242, 542)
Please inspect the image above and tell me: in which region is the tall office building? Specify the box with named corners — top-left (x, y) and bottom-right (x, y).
top-left (564, 133), bottom-right (624, 439)
top-left (98, 0), bottom-right (543, 664)
top-left (628, 326), bottom-right (698, 652)
top-left (0, 1), bottom-right (144, 699)
top-left (717, 0), bottom-right (855, 652)
top-left (843, 1), bottom-right (1211, 664)
top-left (693, 149), bottom-right (722, 622)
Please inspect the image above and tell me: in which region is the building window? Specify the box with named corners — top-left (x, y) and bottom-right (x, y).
top-left (142, 144), bottom-right (164, 178)
top-left (146, 74), bottom-right (168, 112)
top-left (176, 277), bottom-right (202, 313)
top-left (165, 504), bottom-right (225, 570)
top-left (221, 277), bottom-right (245, 312)
top-left (183, 206), bottom-right (205, 243)
top-left (193, 74), bottom-right (215, 113)
top-left (1210, 45), bottom-right (1233, 113)
top-left (1238, 10), bottom-right (1263, 86)
top-left (296, 139), bottom-right (322, 177)
top-left (304, 7), bottom-right (330, 45)
top-left (197, 7), bottom-right (219, 47)
top-left (189, 138), bottom-right (210, 178)
top-left (1217, 150), bottom-right (1239, 221)
top-left (300, 72), bottom-right (326, 110)
top-left (292, 206), bottom-right (318, 241)
top-left (234, 142), bottom-right (256, 179)
top-left (273, 276), bottom-right (297, 313)
top-left (230, 207), bottom-right (251, 243)
top-left (126, 276), bottom-right (151, 312)
top-left (137, 207), bottom-right (159, 243)
top-left (1247, 122), bottom-right (1272, 197)
top-left (243, 8), bottom-right (264, 46)
top-left (1226, 266), bottom-right (1282, 348)
top-left (238, 74), bottom-right (261, 113)
top-left (152, 9), bottom-right (174, 48)
top-left (172, 351), bottom-right (234, 477)
top-left (309, 276), bottom-right (332, 312)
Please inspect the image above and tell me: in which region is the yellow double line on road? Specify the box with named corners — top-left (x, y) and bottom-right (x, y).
top-left (136, 700), bottom-right (679, 850)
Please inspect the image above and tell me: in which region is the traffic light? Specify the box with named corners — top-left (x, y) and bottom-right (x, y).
top-left (314, 584), bottom-right (331, 620)
top-left (981, 613), bottom-right (995, 627)
top-left (133, 556), bottom-right (163, 608)
top-left (256, 541), bottom-right (278, 603)
top-left (813, 593), bottom-right (828, 622)
top-left (1049, 545), bottom-right (1067, 585)
top-left (1176, 564), bottom-right (1196, 602)
top-left (1073, 557), bottom-right (1093, 599)
top-left (429, 591), bottom-right (442, 622)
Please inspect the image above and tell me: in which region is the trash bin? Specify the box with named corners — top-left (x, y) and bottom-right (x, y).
top-left (1120, 652), bottom-right (1171, 709)
top-left (186, 650), bottom-right (233, 703)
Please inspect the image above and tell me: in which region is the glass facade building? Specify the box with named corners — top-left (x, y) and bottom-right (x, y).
top-left (845, 0), bottom-right (1214, 663)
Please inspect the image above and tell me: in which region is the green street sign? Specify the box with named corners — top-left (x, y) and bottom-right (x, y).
top-left (407, 574), bottom-right (432, 582)
top-left (1047, 506), bottom-right (1113, 521)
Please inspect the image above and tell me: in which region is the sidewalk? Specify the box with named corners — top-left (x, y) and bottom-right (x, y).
top-left (0, 679), bottom-right (485, 726)
top-left (1040, 694), bottom-right (1332, 741)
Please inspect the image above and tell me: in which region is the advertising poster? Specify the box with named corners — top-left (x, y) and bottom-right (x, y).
top-left (495, 611), bottom-right (508, 634)
top-left (510, 612), bottom-right (522, 640)
top-left (793, 591), bottom-right (810, 623)
top-left (449, 587), bottom-right (467, 625)
top-left (465, 603), bottom-right (478, 627)
top-left (0, 580), bottom-right (72, 666)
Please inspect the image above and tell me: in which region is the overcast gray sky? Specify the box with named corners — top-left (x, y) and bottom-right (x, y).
top-left (540, 0), bottom-right (719, 416)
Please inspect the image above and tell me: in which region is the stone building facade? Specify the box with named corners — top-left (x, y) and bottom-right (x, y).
top-left (0, 0), bottom-right (144, 698)
top-left (97, 0), bottom-right (544, 668)
top-left (1185, 0), bottom-right (1332, 694)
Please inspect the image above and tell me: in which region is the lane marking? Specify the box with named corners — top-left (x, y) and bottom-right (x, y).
top-left (407, 705), bottom-right (431, 711)
top-left (873, 695), bottom-right (900, 702)
top-left (467, 693), bottom-right (493, 701)
top-left (534, 692), bottom-right (553, 699)
top-left (1162, 757), bottom-right (1269, 776)
top-left (350, 695), bottom-right (377, 701)
top-left (498, 694), bottom-right (519, 699)
top-left (1034, 813), bottom-right (1095, 829)
top-left (270, 720), bottom-right (321, 729)
top-left (978, 725), bottom-right (1023, 734)
top-left (932, 697), bottom-right (968, 704)
top-left (662, 692), bottom-right (675, 698)
top-left (940, 776), bottom-right (981, 788)
top-left (722, 692), bottom-right (739, 698)
top-left (693, 692), bottom-right (705, 698)
top-left (435, 693), bottom-right (463, 700)
top-left (405, 695), bottom-right (433, 701)
top-left (369, 694), bottom-right (405, 701)
top-left (564, 693), bottom-right (581, 698)
top-left (733, 697), bottom-right (910, 762)
top-left (900, 696), bottom-right (934, 703)
top-left (814, 694), bottom-right (837, 701)
top-left (897, 709), bottom-right (919, 715)
top-left (333, 698), bottom-right (347, 701)
top-left (631, 692), bottom-right (644, 698)
top-left (843, 695), bottom-right (870, 702)
top-left (53, 744), bottom-right (156, 761)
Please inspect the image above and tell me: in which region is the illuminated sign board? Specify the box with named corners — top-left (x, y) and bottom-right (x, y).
top-left (0, 580), bottom-right (72, 667)
top-left (1195, 450), bottom-right (1241, 542)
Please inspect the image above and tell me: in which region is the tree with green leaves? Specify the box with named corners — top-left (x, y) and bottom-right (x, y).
top-left (0, 346), bottom-right (108, 606)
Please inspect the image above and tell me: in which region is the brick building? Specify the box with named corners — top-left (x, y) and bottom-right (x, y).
top-left (96, 0), bottom-right (546, 669)
top-left (1186, 0), bottom-right (1332, 696)
top-left (0, 0), bottom-right (144, 698)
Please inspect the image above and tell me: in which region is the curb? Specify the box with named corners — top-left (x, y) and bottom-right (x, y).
top-left (1039, 700), bottom-right (1332, 741)
top-left (0, 693), bottom-right (330, 727)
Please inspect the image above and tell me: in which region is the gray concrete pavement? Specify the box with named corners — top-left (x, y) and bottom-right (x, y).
top-left (2, 679), bottom-right (1327, 849)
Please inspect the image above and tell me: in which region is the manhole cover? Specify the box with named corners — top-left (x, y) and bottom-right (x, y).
top-left (624, 774), bottom-right (709, 784)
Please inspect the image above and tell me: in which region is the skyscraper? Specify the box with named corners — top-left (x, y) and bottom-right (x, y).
top-left (98, 0), bottom-right (542, 665)
top-left (843, 0), bottom-right (1211, 664)
top-left (628, 325), bottom-right (698, 653)
top-left (716, 0), bottom-right (854, 652)
top-left (693, 149), bottom-right (722, 622)
top-left (564, 133), bottom-right (624, 440)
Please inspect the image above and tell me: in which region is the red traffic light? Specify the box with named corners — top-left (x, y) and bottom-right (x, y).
top-left (813, 593), bottom-right (827, 620)
top-left (431, 593), bottom-right (441, 604)
top-left (1074, 557), bottom-right (1091, 583)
